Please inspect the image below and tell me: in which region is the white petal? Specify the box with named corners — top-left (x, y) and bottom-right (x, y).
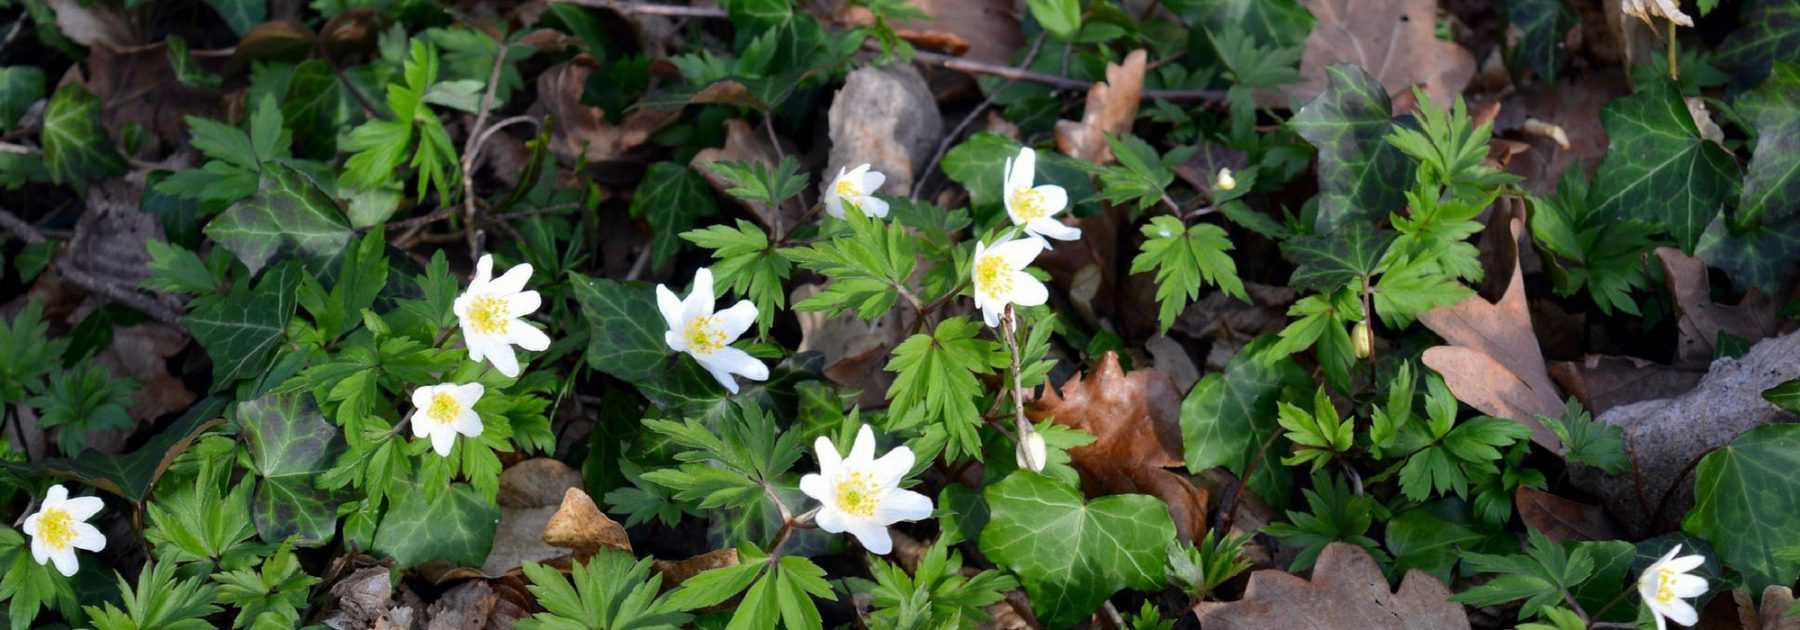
top-left (713, 301), bottom-right (758, 341)
top-left (799, 473), bottom-right (829, 502)
top-left (871, 447), bottom-right (914, 487)
top-left (848, 425), bottom-right (877, 465)
top-left (50, 548), bottom-right (77, 577)
top-left (430, 427), bottom-right (456, 457)
top-left (665, 329), bottom-right (688, 352)
top-left (455, 410), bottom-right (484, 438)
top-left (1669, 573), bottom-right (1707, 598)
top-left (824, 195), bottom-right (846, 219)
top-left (464, 331), bottom-right (489, 362)
top-left (875, 489), bottom-right (933, 523)
top-left (1008, 148), bottom-right (1036, 192)
top-left (61, 496), bottom-right (102, 521)
top-left (411, 411), bottom-right (433, 437)
top-left (699, 357), bottom-right (742, 394)
top-left (711, 346), bottom-right (768, 382)
top-left (814, 506), bottom-right (847, 534)
top-left (1028, 217), bottom-right (1083, 241)
top-left (684, 268), bottom-right (716, 320)
top-left (1664, 599), bottom-right (1698, 626)
top-left (848, 520), bottom-right (893, 555)
top-left (656, 284), bottom-right (684, 331)
top-left (454, 383), bottom-right (485, 406)
top-left (507, 291), bottom-right (542, 317)
top-left (1007, 272), bottom-right (1049, 308)
top-left (43, 485), bottom-right (67, 508)
top-left (21, 513), bottom-right (38, 537)
top-left (411, 386), bottom-right (434, 411)
top-left (1664, 554), bottom-right (1704, 574)
top-left (29, 537), bottom-right (48, 565)
top-left (489, 262), bottom-right (534, 295)
top-left (1657, 545), bottom-right (1683, 566)
top-left (509, 321), bottom-right (552, 351)
top-left (1033, 185), bottom-right (1068, 215)
top-left (982, 303), bottom-right (1002, 327)
top-left (1002, 156), bottom-right (1017, 195)
top-left (71, 523), bottom-right (105, 552)
top-left (486, 344), bottom-right (521, 378)
top-left (991, 238), bottom-right (1046, 269)
top-left (814, 436), bottom-right (843, 475)
top-left (861, 196), bottom-right (890, 218)
top-left (1653, 608), bottom-right (1668, 630)
top-left (473, 254), bottom-right (494, 285)
top-left (862, 170), bottom-right (886, 194)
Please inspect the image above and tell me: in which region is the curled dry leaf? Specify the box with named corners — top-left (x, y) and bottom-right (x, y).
top-left (1028, 352), bottom-right (1208, 540)
top-left (543, 487), bottom-right (631, 558)
top-left (653, 549), bottom-right (739, 588)
top-left (693, 119), bottom-right (801, 233)
top-left (792, 283), bottom-right (911, 409)
top-left (1515, 486), bottom-right (1622, 542)
top-left (1055, 49), bottom-right (1147, 165)
top-left (1193, 542), bottom-right (1471, 629)
top-left (831, 0), bottom-right (1022, 67)
top-left (1548, 354), bottom-right (1703, 415)
top-left (46, 0), bottom-right (132, 50)
top-left (531, 56), bottom-right (681, 164)
top-left (1655, 248), bottom-right (1779, 367)
top-left (1290, 0), bottom-right (1476, 106)
top-left (1737, 585), bottom-right (1800, 630)
top-left (1419, 216), bottom-right (1566, 452)
top-left (481, 458), bottom-right (627, 577)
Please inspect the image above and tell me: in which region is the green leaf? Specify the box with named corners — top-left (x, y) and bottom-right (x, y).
top-left (144, 240), bottom-right (220, 295)
top-left (1179, 0), bottom-right (1314, 50)
top-left (41, 84), bottom-right (124, 186)
top-left (83, 560), bottom-right (221, 630)
top-left (569, 273), bottom-right (668, 382)
top-left (1529, 167), bottom-right (1658, 315)
top-left (1737, 63), bottom-right (1800, 227)
top-left (1026, 0), bottom-right (1081, 39)
top-left (1504, 0), bottom-right (1575, 81)
top-left (167, 36), bottom-right (223, 89)
top-left (1131, 216), bottom-right (1245, 333)
top-left (980, 472), bottom-right (1175, 627)
top-left (1282, 223), bottom-right (1395, 292)
top-left (1684, 424), bottom-right (1800, 594)
top-left (1180, 338), bottom-right (1309, 507)
top-left (1717, 0), bottom-right (1800, 90)
top-left (681, 220), bottom-right (791, 334)
top-left (1385, 506), bottom-right (1484, 582)
top-left (518, 552), bottom-right (694, 630)
top-left (1587, 79), bottom-right (1741, 252)
top-left (373, 482), bottom-right (500, 569)
top-left (632, 162), bottom-right (720, 267)
top-left (940, 133), bottom-right (1096, 220)
top-left (206, 0), bottom-right (266, 36)
top-left (7, 398), bottom-right (227, 502)
top-left (1541, 397), bottom-right (1629, 474)
top-left (0, 66), bottom-right (45, 131)
top-left (206, 164), bottom-right (355, 274)
top-left (236, 392), bottom-right (342, 545)
top-left (1263, 471), bottom-right (1385, 571)
top-left (281, 60), bottom-right (346, 159)
top-left (885, 317), bottom-right (994, 461)
top-left (184, 263), bottom-right (301, 390)
top-left (1291, 65), bottom-right (1413, 231)
top-left (1766, 378), bottom-right (1800, 413)
top-left (1371, 254), bottom-right (1472, 328)
top-left (1697, 213), bottom-right (1800, 295)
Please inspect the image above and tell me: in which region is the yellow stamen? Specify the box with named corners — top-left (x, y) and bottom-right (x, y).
top-left (466, 296), bottom-right (509, 335)
top-left (1654, 568), bottom-right (1677, 603)
top-left (834, 178), bottom-right (859, 199)
top-left (426, 392), bottom-right (460, 424)
top-left (683, 315), bottom-right (727, 355)
top-left (834, 471), bottom-right (879, 518)
top-left (975, 254), bottom-right (1014, 300)
top-left (1010, 188), bottom-right (1050, 221)
top-left (35, 509), bottom-right (74, 551)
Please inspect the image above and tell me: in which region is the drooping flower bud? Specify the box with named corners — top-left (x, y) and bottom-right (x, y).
top-left (1016, 430), bottom-right (1047, 472)
top-left (1352, 321), bottom-right (1374, 359)
top-left (1215, 167), bottom-right (1237, 192)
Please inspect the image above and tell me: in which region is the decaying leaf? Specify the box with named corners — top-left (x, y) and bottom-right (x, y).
top-left (1655, 248), bottom-right (1779, 367)
top-left (1515, 487), bottom-right (1622, 542)
top-left (653, 549), bottom-right (740, 588)
top-left (831, 0), bottom-right (1023, 67)
top-left (481, 458), bottom-right (626, 576)
top-left (1193, 542), bottom-right (1471, 629)
top-left (1029, 352), bottom-right (1208, 540)
top-left (1055, 49), bottom-right (1147, 165)
top-left (1549, 354), bottom-right (1704, 414)
top-left (692, 119), bottom-right (800, 233)
top-left (543, 487), bottom-right (631, 558)
top-left (1290, 0), bottom-right (1476, 106)
top-left (96, 323), bottom-right (195, 424)
top-left (1737, 585), bottom-right (1800, 630)
top-left (531, 56), bottom-right (680, 164)
top-left (793, 283), bottom-right (911, 409)
top-left (1419, 217), bottom-right (1566, 452)
top-left (47, 0), bottom-right (132, 50)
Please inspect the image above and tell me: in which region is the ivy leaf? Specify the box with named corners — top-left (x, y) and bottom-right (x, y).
top-left (569, 273), bottom-right (668, 382)
top-left (236, 392), bottom-right (343, 546)
top-left (281, 60), bottom-right (347, 159)
top-left (940, 132), bottom-right (1096, 221)
top-left (1180, 0), bottom-right (1314, 50)
top-left (0, 66), bottom-right (45, 131)
top-left (1716, 0), bottom-right (1800, 90)
top-left (1684, 424), bottom-right (1800, 594)
top-left (1587, 79), bottom-right (1741, 252)
top-left (681, 220), bottom-right (791, 335)
top-left (1737, 63), bottom-right (1800, 227)
top-left (205, 0), bottom-right (265, 36)
top-left (206, 164), bottom-right (355, 274)
top-left (1766, 378), bottom-right (1800, 414)
top-left (1180, 337), bottom-right (1309, 507)
top-left (1131, 216), bottom-right (1246, 333)
top-left (1282, 223), bottom-right (1396, 292)
top-left (885, 317), bottom-right (993, 461)
top-left (1291, 65), bottom-right (1413, 232)
top-left (6, 398), bottom-right (227, 502)
top-left (1504, 0), bottom-right (1575, 82)
top-left (41, 84), bottom-right (124, 186)
top-left (980, 472), bottom-right (1175, 627)
top-left (184, 263), bottom-right (302, 390)
top-left (1698, 212), bottom-right (1800, 295)
top-left (372, 482), bottom-right (500, 569)
top-left (632, 162), bottom-right (719, 267)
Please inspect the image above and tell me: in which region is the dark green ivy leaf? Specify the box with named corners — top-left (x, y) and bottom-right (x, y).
top-left (1282, 222), bottom-right (1396, 292)
top-left (1697, 215), bottom-right (1800, 295)
top-left (0, 66), bottom-right (45, 131)
top-left (373, 482), bottom-right (500, 569)
top-left (1180, 337), bottom-right (1309, 507)
top-left (1684, 424), bottom-right (1800, 595)
top-left (1291, 64), bottom-right (1414, 232)
top-left (1736, 63), bottom-right (1800, 227)
top-left (237, 392), bottom-right (344, 547)
top-left (1587, 79), bottom-right (1741, 252)
top-left (1716, 0), bottom-right (1800, 91)
top-left (569, 273), bottom-right (668, 382)
top-left (1766, 378), bottom-right (1800, 414)
top-left (206, 163), bottom-right (355, 274)
top-left (631, 162), bottom-right (719, 267)
top-left (1504, 0), bottom-right (1575, 82)
top-left (41, 84), bottom-right (125, 186)
top-left (184, 263), bottom-right (302, 390)
top-left (3, 398), bottom-right (227, 502)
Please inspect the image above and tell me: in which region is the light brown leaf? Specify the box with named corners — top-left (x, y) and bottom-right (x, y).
top-left (47, 0), bottom-right (132, 49)
top-left (1055, 49), bottom-right (1147, 165)
top-left (1737, 585), bottom-right (1800, 630)
top-left (654, 549), bottom-right (740, 588)
top-left (692, 119), bottom-right (801, 233)
top-left (531, 57), bottom-right (681, 164)
top-left (1548, 355), bottom-right (1704, 415)
top-left (1289, 0), bottom-right (1476, 106)
top-left (481, 458), bottom-right (616, 577)
top-left (832, 0), bottom-right (1022, 67)
top-left (543, 487), bottom-right (631, 557)
top-left (1515, 487), bottom-right (1621, 542)
top-left (1419, 217), bottom-right (1565, 452)
top-left (1654, 248), bottom-right (1779, 367)
top-left (1193, 542), bottom-right (1470, 629)
top-left (792, 283), bottom-right (911, 409)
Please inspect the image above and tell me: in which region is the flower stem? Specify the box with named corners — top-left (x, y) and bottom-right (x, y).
top-left (999, 306), bottom-right (1037, 468)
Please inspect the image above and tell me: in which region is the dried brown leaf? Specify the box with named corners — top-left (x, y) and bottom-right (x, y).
top-left (1548, 355), bottom-right (1704, 415)
top-left (1289, 0), bottom-right (1476, 105)
top-left (792, 283), bottom-right (910, 409)
top-left (229, 21), bottom-right (317, 71)
top-left (1055, 49), bottom-right (1147, 165)
top-left (654, 549), bottom-right (739, 588)
top-left (692, 119), bottom-right (802, 233)
top-left (1737, 585), bottom-right (1800, 630)
top-left (1515, 487), bottom-right (1622, 542)
top-left (1655, 248), bottom-right (1779, 367)
top-left (1193, 542), bottom-right (1470, 629)
top-left (543, 487), bottom-right (631, 557)
top-left (532, 57), bottom-right (680, 163)
top-left (47, 0), bottom-right (132, 49)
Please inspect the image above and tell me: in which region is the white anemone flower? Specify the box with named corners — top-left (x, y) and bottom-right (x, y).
top-left (1015, 430), bottom-right (1047, 472)
top-left (22, 485), bottom-right (104, 577)
top-left (455, 255), bottom-right (550, 378)
top-left (824, 164), bottom-right (889, 219)
top-left (1638, 545), bottom-right (1707, 630)
top-left (971, 237), bottom-right (1049, 328)
top-left (657, 267), bottom-right (768, 394)
top-left (1216, 167), bottom-right (1237, 191)
top-left (1623, 0), bottom-right (1694, 27)
top-left (410, 383), bottom-right (485, 457)
top-left (799, 425), bottom-right (932, 555)
top-left (1003, 147), bottom-right (1080, 243)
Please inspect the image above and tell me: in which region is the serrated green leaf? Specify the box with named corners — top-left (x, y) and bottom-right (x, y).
top-left (1588, 79), bottom-right (1741, 252)
top-left (885, 317), bottom-right (993, 461)
top-left (1291, 65), bottom-right (1413, 231)
top-left (1131, 216), bottom-right (1245, 333)
top-left (569, 273), bottom-right (668, 382)
top-left (1684, 424), bottom-right (1800, 594)
top-left (42, 84), bottom-right (124, 186)
top-left (373, 482), bottom-right (499, 569)
top-left (682, 220), bottom-right (790, 334)
top-left (206, 164), bottom-right (355, 274)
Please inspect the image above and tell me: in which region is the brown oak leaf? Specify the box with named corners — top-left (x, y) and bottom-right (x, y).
top-left (531, 56), bottom-right (680, 164)
top-left (1193, 542), bottom-right (1470, 629)
top-left (1055, 49), bottom-right (1147, 165)
top-left (1289, 0), bottom-right (1476, 106)
top-left (1515, 487), bottom-right (1622, 543)
top-left (1654, 248), bottom-right (1779, 367)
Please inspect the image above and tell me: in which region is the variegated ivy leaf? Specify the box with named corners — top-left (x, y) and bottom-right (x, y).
top-left (1292, 64), bottom-right (1414, 232)
top-left (1587, 79), bottom-right (1740, 253)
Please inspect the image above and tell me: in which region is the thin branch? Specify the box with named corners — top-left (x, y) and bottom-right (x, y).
top-left (0, 209), bottom-right (183, 325)
top-left (913, 33), bottom-right (1049, 199)
top-left (554, 0), bottom-right (728, 18)
top-left (460, 42), bottom-right (513, 261)
top-left (910, 48), bottom-right (1226, 102)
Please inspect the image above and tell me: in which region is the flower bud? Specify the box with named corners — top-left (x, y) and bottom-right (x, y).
top-left (1215, 167), bottom-right (1237, 192)
top-left (1352, 321), bottom-right (1373, 359)
top-left (1016, 430), bottom-right (1048, 472)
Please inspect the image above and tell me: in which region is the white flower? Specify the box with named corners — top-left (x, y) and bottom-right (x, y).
top-left (970, 237), bottom-right (1049, 328)
top-left (657, 267), bottom-right (767, 394)
top-left (1003, 147), bottom-right (1080, 243)
top-left (22, 485), bottom-right (104, 577)
top-left (1015, 430), bottom-right (1047, 472)
top-left (1638, 545), bottom-right (1707, 630)
top-left (1623, 0), bottom-right (1693, 27)
top-left (824, 164), bottom-right (889, 219)
top-left (799, 425), bottom-right (932, 555)
top-left (1216, 167), bottom-right (1237, 191)
top-left (409, 383), bottom-right (485, 457)
top-left (454, 255), bottom-right (550, 378)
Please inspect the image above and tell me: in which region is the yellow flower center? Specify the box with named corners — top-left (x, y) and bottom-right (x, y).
top-left (834, 471), bottom-right (879, 518)
top-left (35, 508), bottom-right (74, 551)
top-left (426, 392), bottom-right (461, 424)
top-left (975, 254), bottom-right (1014, 300)
top-left (834, 177), bottom-right (860, 199)
top-left (466, 296), bottom-right (508, 335)
top-left (1653, 568), bottom-right (1677, 603)
top-left (1010, 187), bottom-right (1050, 221)
top-left (683, 315), bottom-right (727, 355)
